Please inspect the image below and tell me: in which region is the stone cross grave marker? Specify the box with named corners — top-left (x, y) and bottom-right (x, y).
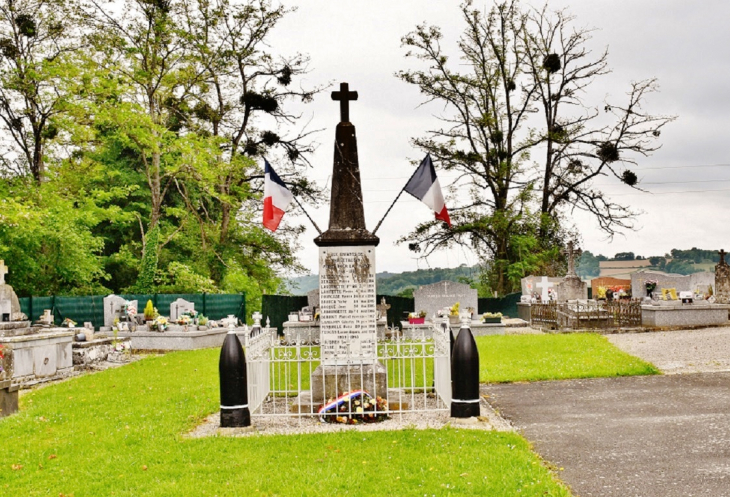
top-left (536, 276), bottom-right (555, 302)
top-left (414, 281), bottom-right (478, 321)
top-left (562, 241), bottom-right (582, 277)
top-left (715, 249), bottom-right (730, 303)
top-left (376, 296), bottom-right (390, 321)
top-left (103, 295), bottom-right (136, 328)
top-left (170, 298), bottom-right (195, 322)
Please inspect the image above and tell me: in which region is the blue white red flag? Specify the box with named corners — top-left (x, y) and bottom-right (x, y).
top-left (404, 154), bottom-right (451, 227)
top-left (263, 159), bottom-right (293, 232)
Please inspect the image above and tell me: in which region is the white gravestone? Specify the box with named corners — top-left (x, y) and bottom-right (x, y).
top-left (319, 246), bottom-right (377, 365)
top-left (536, 276), bottom-right (555, 302)
top-left (103, 295), bottom-right (137, 328)
top-left (414, 281), bottom-right (478, 321)
top-left (170, 298), bottom-right (195, 321)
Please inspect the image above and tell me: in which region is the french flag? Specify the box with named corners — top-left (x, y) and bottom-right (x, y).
top-left (263, 159), bottom-right (293, 232)
top-left (404, 154), bottom-right (451, 227)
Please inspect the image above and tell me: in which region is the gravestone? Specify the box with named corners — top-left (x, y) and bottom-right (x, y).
top-left (170, 298), bottom-right (195, 321)
top-left (557, 242), bottom-right (588, 301)
top-left (0, 261), bottom-right (21, 322)
top-left (631, 270), bottom-right (713, 300)
top-left (103, 295), bottom-right (137, 328)
top-left (521, 276), bottom-right (563, 302)
top-left (715, 249), bottom-right (730, 303)
top-left (309, 82), bottom-right (385, 403)
top-left (414, 281), bottom-right (478, 320)
top-left (376, 296), bottom-right (390, 322)
top-left (307, 288), bottom-right (320, 310)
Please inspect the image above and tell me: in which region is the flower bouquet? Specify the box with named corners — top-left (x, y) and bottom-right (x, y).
top-left (645, 279), bottom-right (658, 297)
top-left (318, 390), bottom-right (388, 425)
top-left (408, 311), bottom-right (427, 325)
top-left (151, 316), bottom-right (168, 332)
top-left (62, 317), bottom-right (77, 328)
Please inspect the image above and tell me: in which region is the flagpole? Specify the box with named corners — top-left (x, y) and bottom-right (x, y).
top-left (292, 195), bottom-right (323, 235)
top-left (372, 159), bottom-right (424, 235)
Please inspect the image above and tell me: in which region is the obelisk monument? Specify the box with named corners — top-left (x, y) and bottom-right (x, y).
top-left (310, 82), bottom-right (385, 402)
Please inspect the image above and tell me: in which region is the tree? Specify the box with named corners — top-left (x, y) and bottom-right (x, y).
top-left (0, 0), bottom-right (80, 182)
top-left (397, 1), bottom-right (548, 294)
top-left (576, 250), bottom-right (600, 279)
top-left (613, 252), bottom-right (635, 261)
top-left (524, 6), bottom-right (675, 237)
top-left (396, 0), bottom-right (673, 293)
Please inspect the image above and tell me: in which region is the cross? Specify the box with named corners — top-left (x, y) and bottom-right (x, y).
top-left (535, 276), bottom-right (554, 302)
top-left (720, 249), bottom-right (727, 265)
top-left (331, 82), bottom-right (358, 123)
top-left (0, 260), bottom-right (7, 285)
top-left (562, 241), bottom-right (582, 277)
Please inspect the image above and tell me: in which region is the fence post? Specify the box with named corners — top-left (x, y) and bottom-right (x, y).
top-left (29, 296), bottom-right (33, 323)
top-left (202, 292), bottom-right (207, 317)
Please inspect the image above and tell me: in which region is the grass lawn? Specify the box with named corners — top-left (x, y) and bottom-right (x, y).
top-left (0, 348), bottom-right (572, 496)
top-left (476, 333), bottom-right (660, 383)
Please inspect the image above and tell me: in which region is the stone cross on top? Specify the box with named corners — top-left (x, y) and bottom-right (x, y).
top-left (0, 260), bottom-right (7, 285)
top-left (331, 82), bottom-right (358, 123)
top-left (719, 249), bottom-right (727, 265)
top-left (562, 241), bottom-right (582, 277)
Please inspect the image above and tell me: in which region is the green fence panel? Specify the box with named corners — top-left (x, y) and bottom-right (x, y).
top-left (262, 295), bottom-right (308, 334)
top-left (14, 293), bottom-right (246, 328)
top-left (478, 292), bottom-right (521, 318)
top-left (204, 294), bottom-right (246, 321)
top-left (377, 294), bottom-right (414, 329)
top-left (55, 296), bottom-right (105, 329)
top-left (18, 297), bottom-right (30, 319)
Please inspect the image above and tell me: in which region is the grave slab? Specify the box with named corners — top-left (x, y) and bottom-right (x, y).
top-left (413, 281), bottom-right (478, 321)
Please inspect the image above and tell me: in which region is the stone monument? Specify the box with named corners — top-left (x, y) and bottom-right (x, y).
top-left (0, 260), bottom-right (22, 322)
top-left (170, 298), bottom-right (195, 322)
top-left (310, 82), bottom-right (385, 402)
top-left (715, 249), bottom-right (730, 304)
top-left (556, 241), bottom-right (588, 301)
top-left (521, 275), bottom-right (563, 302)
top-left (414, 281), bottom-right (478, 321)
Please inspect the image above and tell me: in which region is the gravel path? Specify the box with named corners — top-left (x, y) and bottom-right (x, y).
top-left (606, 326), bottom-right (730, 374)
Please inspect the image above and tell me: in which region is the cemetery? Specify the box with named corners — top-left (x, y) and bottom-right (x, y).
top-left (1, 1), bottom-right (729, 493)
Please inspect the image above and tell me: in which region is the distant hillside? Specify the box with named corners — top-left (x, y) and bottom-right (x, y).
top-left (284, 265), bottom-right (481, 296)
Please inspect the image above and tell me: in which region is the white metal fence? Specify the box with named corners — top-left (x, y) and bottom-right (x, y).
top-left (242, 321), bottom-right (452, 420)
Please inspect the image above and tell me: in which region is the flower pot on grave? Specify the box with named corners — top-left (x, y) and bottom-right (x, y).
top-left (482, 318), bottom-right (501, 324)
top-left (408, 317), bottom-right (425, 325)
top-left (448, 315), bottom-right (460, 325)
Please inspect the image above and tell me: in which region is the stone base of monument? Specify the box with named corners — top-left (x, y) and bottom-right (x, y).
top-left (282, 322), bottom-right (389, 345)
top-left (0, 380), bottom-right (19, 418)
top-left (309, 363), bottom-right (388, 403)
top-left (557, 276), bottom-right (588, 301)
top-left (96, 328), bottom-right (227, 351)
top-left (290, 388), bottom-right (409, 414)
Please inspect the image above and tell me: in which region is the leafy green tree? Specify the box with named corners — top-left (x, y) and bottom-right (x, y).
top-left (0, 180), bottom-right (108, 295)
top-left (576, 250), bottom-right (600, 279)
top-left (613, 252), bottom-right (635, 261)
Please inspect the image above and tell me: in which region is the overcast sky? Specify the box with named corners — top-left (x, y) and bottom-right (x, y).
top-left (266, 0), bottom-right (730, 275)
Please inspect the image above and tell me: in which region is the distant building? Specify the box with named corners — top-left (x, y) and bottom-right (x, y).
top-left (598, 259), bottom-right (654, 279)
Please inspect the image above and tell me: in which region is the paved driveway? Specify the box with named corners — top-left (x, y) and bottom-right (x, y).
top-left (483, 328), bottom-right (730, 496)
